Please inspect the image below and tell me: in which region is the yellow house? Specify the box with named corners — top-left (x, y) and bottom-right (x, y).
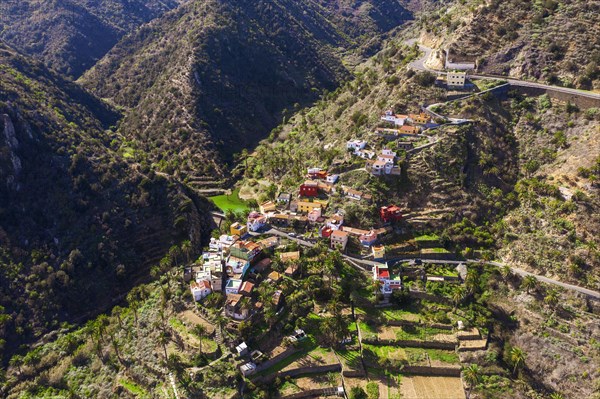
top-left (408, 113), bottom-right (430, 125)
top-left (297, 201), bottom-right (322, 214)
top-left (230, 222), bottom-right (247, 236)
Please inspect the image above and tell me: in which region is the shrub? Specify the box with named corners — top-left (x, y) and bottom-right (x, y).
top-left (366, 382), bottom-right (380, 399)
top-left (350, 387), bottom-right (368, 399)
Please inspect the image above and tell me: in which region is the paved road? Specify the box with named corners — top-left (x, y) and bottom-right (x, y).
top-left (260, 226), bottom-right (600, 299)
top-left (406, 40), bottom-right (600, 101)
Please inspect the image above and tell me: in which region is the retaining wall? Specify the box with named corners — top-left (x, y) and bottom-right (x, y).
top-left (362, 337), bottom-right (457, 350)
top-left (254, 347), bottom-right (300, 373)
top-left (401, 365), bottom-right (462, 377)
top-left (510, 85), bottom-right (600, 110)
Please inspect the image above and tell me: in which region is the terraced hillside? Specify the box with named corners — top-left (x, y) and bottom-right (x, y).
top-left (80, 0), bottom-right (414, 187)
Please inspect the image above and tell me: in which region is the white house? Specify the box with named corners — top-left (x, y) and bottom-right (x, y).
top-left (347, 139), bottom-right (367, 152)
top-left (190, 280), bottom-right (212, 301)
top-left (445, 49), bottom-right (476, 70)
top-left (381, 110), bottom-right (408, 126)
top-left (236, 342), bottom-right (249, 356)
top-left (381, 148), bottom-right (396, 157)
top-left (447, 71), bottom-right (467, 88)
top-left (247, 211), bottom-right (267, 232)
top-left (326, 213), bottom-right (344, 230)
top-left (377, 153), bottom-right (395, 163)
top-left (326, 174), bottom-right (339, 184)
top-left (373, 264), bottom-right (402, 294)
top-left (368, 160), bottom-right (393, 175)
top-left (225, 278), bottom-right (243, 295)
top-left (240, 362), bottom-right (257, 376)
top-left (356, 149), bottom-right (375, 159)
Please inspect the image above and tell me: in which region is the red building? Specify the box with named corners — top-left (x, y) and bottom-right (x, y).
top-left (299, 181), bottom-right (319, 197)
top-left (380, 205), bottom-right (402, 223)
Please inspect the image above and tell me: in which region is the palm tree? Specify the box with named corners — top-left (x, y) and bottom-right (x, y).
top-left (544, 289), bottom-right (560, 309)
top-left (500, 265), bottom-right (512, 283)
top-left (158, 330), bottom-right (170, 361)
top-left (509, 346), bottom-right (526, 375)
top-left (549, 393), bottom-right (564, 399)
top-left (521, 275), bottom-right (537, 294)
top-left (112, 306), bottom-right (124, 329)
top-left (181, 240), bottom-right (192, 264)
top-left (452, 287), bottom-right (465, 310)
top-left (193, 325), bottom-right (206, 354)
top-left (462, 364), bottom-right (481, 398)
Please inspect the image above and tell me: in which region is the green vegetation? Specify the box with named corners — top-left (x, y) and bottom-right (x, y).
top-left (209, 189), bottom-right (250, 213)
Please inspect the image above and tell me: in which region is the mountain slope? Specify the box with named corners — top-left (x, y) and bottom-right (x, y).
top-left (416, 0), bottom-right (600, 88)
top-left (80, 0), bottom-right (413, 186)
top-left (0, 42), bottom-right (212, 362)
top-left (0, 0), bottom-right (183, 77)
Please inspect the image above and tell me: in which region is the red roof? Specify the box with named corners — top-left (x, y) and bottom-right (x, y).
top-left (378, 270), bottom-right (390, 279)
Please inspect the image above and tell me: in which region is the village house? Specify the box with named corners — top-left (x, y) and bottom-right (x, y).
top-left (225, 293), bottom-right (251, 320)
top-left (307, 208), bottom-right (322, 223)
top-left (219, 234), bottom-right (239, 249)
top-left (240, 362), bottom-right (257, 376)
top-left (445, 49), bottom-right (476, 70)
top-left (257, 237), bottom-right (279, 251)
top-left (230, 222), bottom-right (247, 237)
top-left (226, 256), bottom-right (250, 275)
top-left (330, 230), bottom-right (349, 251)
top-left (230, 240), bottom-right (262, 263)
top-left (399, 125), bottom-right (420, 135)
top-left (225, 279), bottom-right (243, 295)
top-left (355, 149), bottom-right (375, 159)
top-left (359, 230), bottom-right (378, 247)
top-left (277, 193), bottom-right (291, 205)
top-left (319, 226), bottom-right (333, 238)
top-left (325, 214), bottom-right (344, 230)
top-left (408, 113), bottom-right (430, 125)
top-left (285, 263), bottom-right (299, 277)
top-left (447, 71), bottom-right (467, 88)
top-left (373, 264), bottom-right (402, 294)
top-left (247, 211), bottom-right (267, 232)
top-left (317, 181), bottom-right (335, 194)
top-left (269, 213), bottom-right (291, 227)
top-left (307, 167), bottom-right (323, 176)
top-left (236, 342), bottom-right (249, 356)
top-left (367, 159), bottom-right (393, 175)
top-left (346, 139), bottom-right (367, 152)
top-left (196, 269), bottom-right (222, 292)
top-left (259, 201), bottom-right (277, 214)
top-left (377, 150), bottom-right (396, 163)
top-left (239, 281), bottom-right (255, 297)
top-left (326, 174), bottom-right (339, 184)
top-left (190, 280), bottom-right (212, 301)
top-left (372, 245), bottom-right (386, 260)
top-left (381, 110), bottom-right (408, 126)
top-left (267, 271), bottom-right (282, 283)
top-left (397, 142), bottom-right (414, 150)
top-left (299, 181), bottom-right (319, 197)
top-left (380, 205), bottom-right (403, 223)
top-left (272, 290), bottom-right (284, 308)
top-left (297, 200), bottom-right (322, 214)
top-left (341, 226), bottom-right (370, 237)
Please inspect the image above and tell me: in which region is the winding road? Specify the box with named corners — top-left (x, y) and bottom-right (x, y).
top-left (406, 40), bottom-right (600, 101)
top-left (211, 211), bottom-right (600, 299)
